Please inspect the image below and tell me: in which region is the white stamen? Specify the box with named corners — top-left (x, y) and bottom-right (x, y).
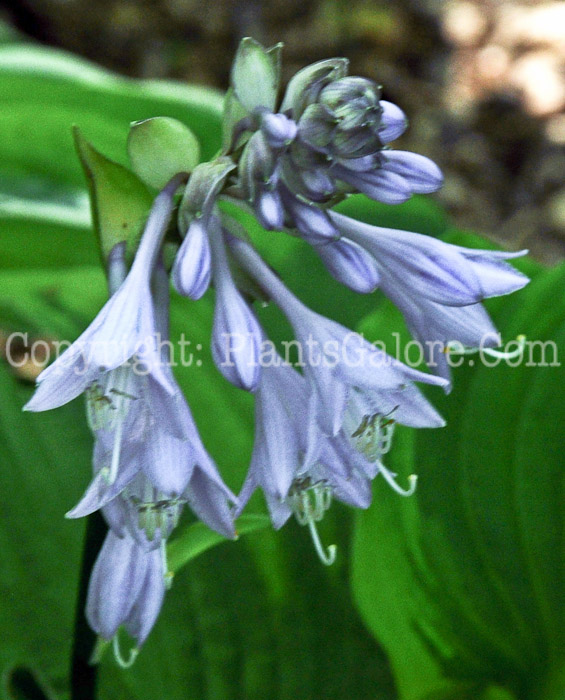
top-left (307, 518), bottom-right (337, 566)
top-left (106, 418), bottom-right (123, 485)
top-left (378, 463), bottom-right (418, 496)
top-left (482, 335), bottom-right (526, 359)
top-left (112, 633), bottom-right (139, 668)
top-left (161, 539), bottom-right (174, 590)
top-left (446, 335), bottom-right (526, 360)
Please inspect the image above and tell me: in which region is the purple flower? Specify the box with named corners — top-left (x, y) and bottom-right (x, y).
top-left (24, 176), bottom-right (185, 416)
top-left (86, 530), bottom-right (165, 659)
top-left (329, 211), bottom-right (529, 378)
top-left (332, 151), bottom-right (443, 205)
top-left (238, 355), bottom-right (423, 564)
top-left (209, 219), bottom-right (263, 391)
top-left (378, 100), bottom-right (408, 143)
top-left (174, 159), bottom-right (235, 299)
top-left (67, 395), bottom-right (237, 541)
top-left (229, 237), bottom-right (446, 434)
top-left (314, 237), bottom-right (380, 293)
top-left (172, 218), bottom-right (212, 300)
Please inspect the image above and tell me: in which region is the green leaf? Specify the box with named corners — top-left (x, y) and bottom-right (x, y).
top-left (73, 127), bottom-right (153, 261)
top-left (352, 250), bottom-right (565, 700)
top-left (230, 38), bottom-right (282, 113)
top-left (168, 514), bottom-right (272, 574)
top-left (0, 43), bottom-right (223, 270)
top-left (127, 117), bottom-right (200, 190)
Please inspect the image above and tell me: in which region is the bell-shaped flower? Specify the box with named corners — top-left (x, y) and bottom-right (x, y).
top-left (68, 396), bottom-right (237, 541)
top-left (330, 212), bottom-right (529, 307)
top-left (238, 356), bottom-right (423, 564)
top-left (86, 530), bottom-right (165, 658)
top-left (229, 237), bottom-right (447, 438)
top-left (209, 220), bottom-right (263, 391)
top-left (24, 176), bottom-right (185, 415)
top-left (328, 213), bottom-right (529, 378)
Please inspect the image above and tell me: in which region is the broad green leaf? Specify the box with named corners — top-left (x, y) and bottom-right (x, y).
top-left (74, 128), bottom-right (153, 261)
top-left (0, 43), bottom-right (223, 270)
top-left (168, 514), bottom-right (272, 573)
top-left (352, 249), bottom-right (564, 700)
top-left (127, 117), bottom-right (200, 190)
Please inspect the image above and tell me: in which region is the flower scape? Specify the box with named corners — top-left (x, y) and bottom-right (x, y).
top-left (24, 38), bottom-right (529, 665)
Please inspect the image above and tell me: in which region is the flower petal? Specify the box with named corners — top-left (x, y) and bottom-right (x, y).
top-left (86, 531), bottom-right (148, 640)
top-left (172, 218), bottom-right (212, 300)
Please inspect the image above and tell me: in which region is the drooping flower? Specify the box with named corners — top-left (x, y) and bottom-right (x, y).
top-left (86, 530), bottom-right (165, 665)
top-left (24, 174), bottom-right (186, 420)
top-left (229, 236), bottom-right (447, 435)
top-left (238, 352), bottom-right (426, 564)
top-left (328, 211), bottom-right (529, 379)
top-left (208, 217), bottom-right (263, 391)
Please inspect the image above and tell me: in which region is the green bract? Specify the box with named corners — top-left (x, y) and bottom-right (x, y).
top-left (127, 116), bottom-right (200, 190)
top-left (230, 37), bottom-right (283, 113)
top-left (74, 127), bottom-right (153, 262)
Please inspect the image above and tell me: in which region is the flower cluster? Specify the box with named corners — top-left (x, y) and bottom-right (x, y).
top-left (24, 38), bottom-right (528, 663)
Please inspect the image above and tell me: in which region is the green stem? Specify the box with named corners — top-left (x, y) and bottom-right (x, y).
top-left (69, 511), bottom-right (107, 700)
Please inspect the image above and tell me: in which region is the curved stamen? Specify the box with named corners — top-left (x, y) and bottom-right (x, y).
top-left (106, 418), bottom-right (123, 485)
top-left (482, 335), bottom-right (526, 360)
top-left (378, 462), bottom-right (418, 496)
top-left (307, 517), bottom-right (337, 566)
top-left (112, 633), bottom-right (139, 669)
top-left (446, 335), bottom-right (526, 360)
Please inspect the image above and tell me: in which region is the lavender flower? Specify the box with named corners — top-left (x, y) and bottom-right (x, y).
top-left (25, 175), bottom-right (185, 421)
top-left (329, 211), bottom-right (529, 379)
top-left (225, 41), bottom-right (443, 249)
top-left (173, 159), bottom-right (235, 299)
top-left (313, 237), bottom-right (380, 293)
top-left (86, 530), bottom-right (165, 665)
top-left (209, 218), bottom-right (263, 391)
top-left (230, 236), bottom-right (447, 435)
top-left (238, 352), bottom-right (429, 564)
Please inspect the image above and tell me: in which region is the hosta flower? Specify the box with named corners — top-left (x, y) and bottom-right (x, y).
top-left (329, 211), bottom-right (529, 378)
top-left (25, 175), bottom-right (184, 419)
top-left (313, 237), bottom-right (380, 294)
top-left (173, 159), bottom-right (235, 299)
top-left (229, 236), bottom-right (447, 435)
top-left (238, 354), bottom-right (426, 564)
top-left (86, 530), bottom-right (165, 665)
top-left (209, 218), bottom-right (263, 391)
top-left (228, 43), bottom-right (442, 245)
top-left (68, 398), bottom-right (236, 538)
top-left (239, 130), bottom-right (284, 230)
